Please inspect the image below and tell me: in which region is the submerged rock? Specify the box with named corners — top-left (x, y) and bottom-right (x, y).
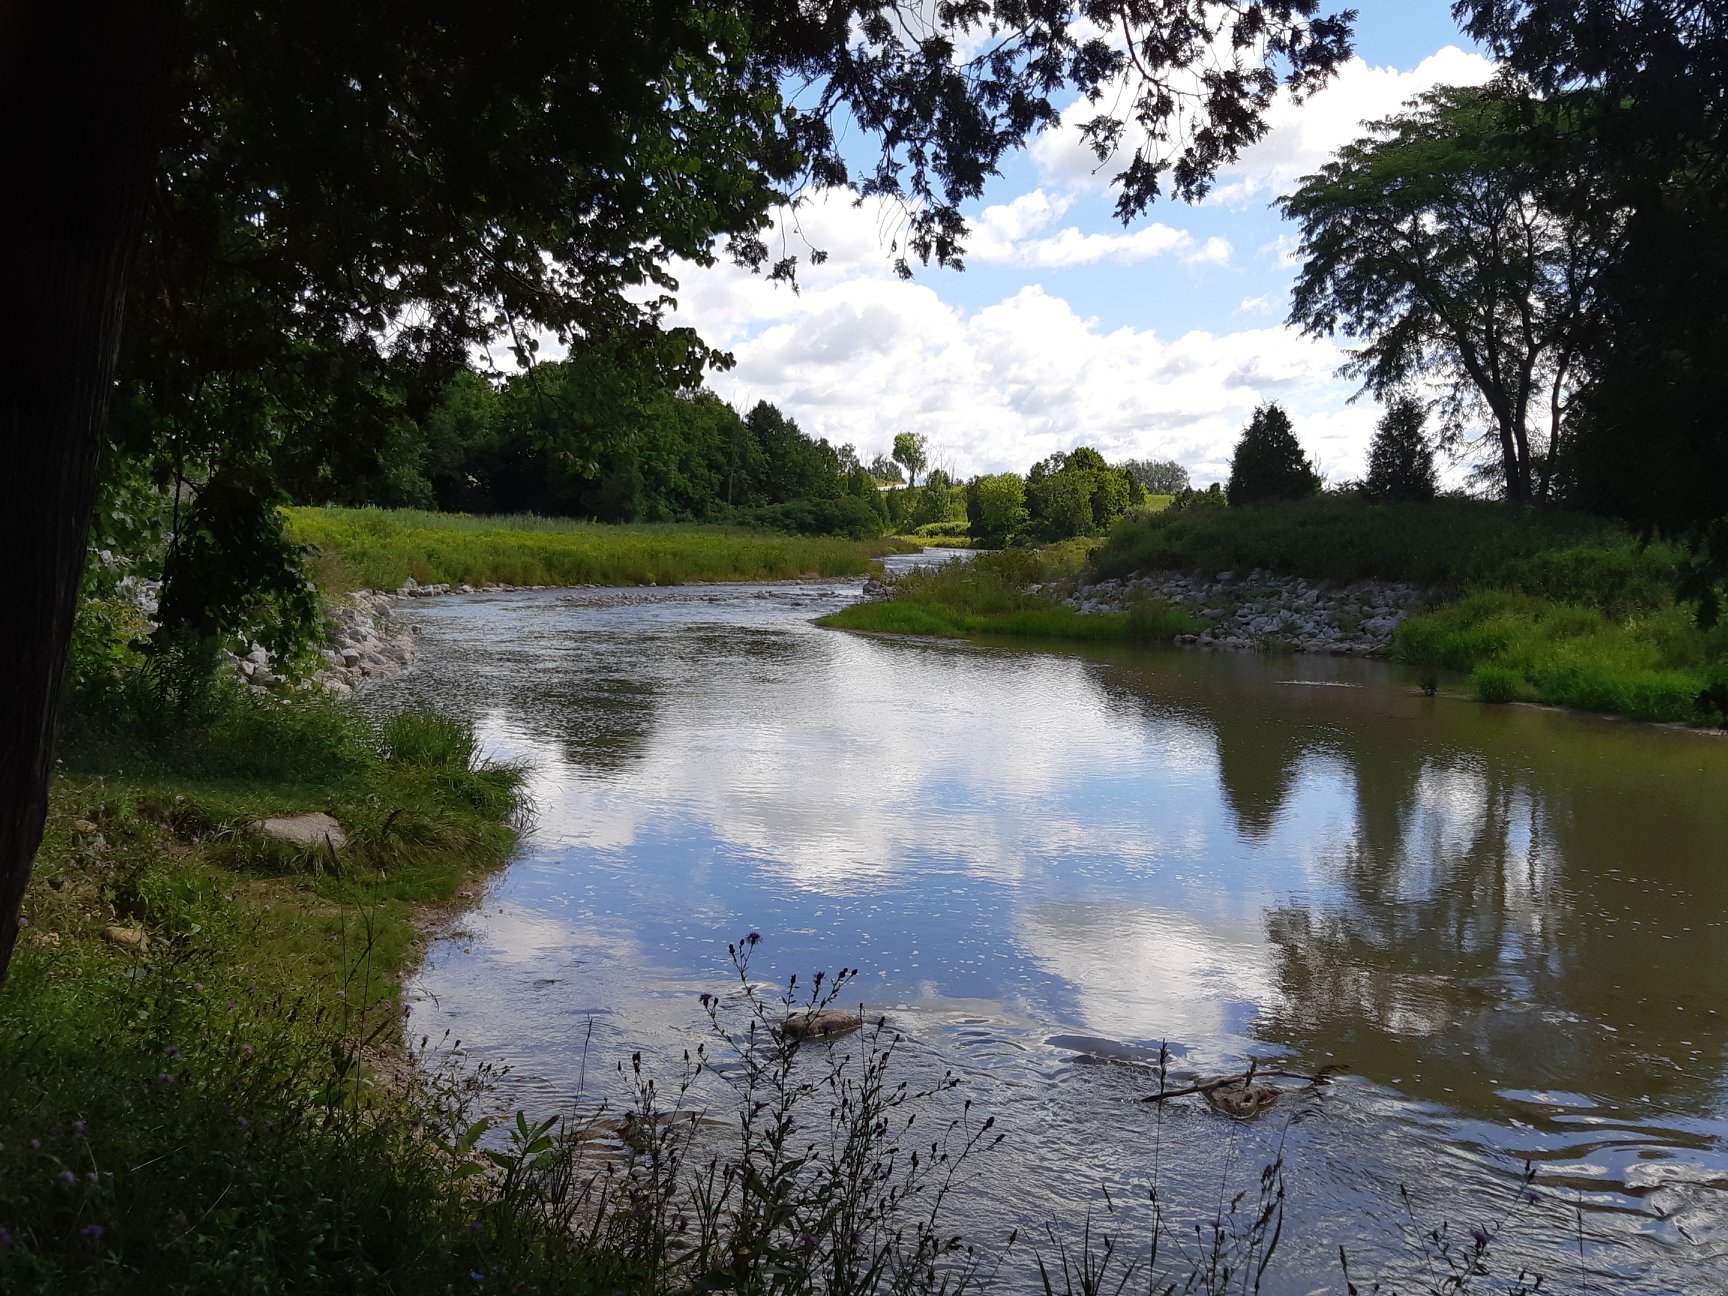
top-left (1201, 1076), bottom-right (1280, 1120)
top-left (782, 1009), bottom-right (865, 1042)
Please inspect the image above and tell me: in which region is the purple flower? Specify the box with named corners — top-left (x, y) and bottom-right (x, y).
top-left (157, 1072), bottom-right (176, 1087)
top-left (17, 917), bottom-right (26, 929)
top-left (746, 931), bottom-right (762, 947)
top-left (237, 1116), bottom-right (249, 1129)
top-left (465, 1220), bottom-right (486, 1234)
top-left (0, 1226), bottom-right (12, 1249)
top-left (79, 1224), bottom-right (104, 1245)
top-left (29, 1139), bottom-right (40, 1151)
top-left (56, 1171), bottom-right (75, 1188)
top-left (71, 1120), bottom-right (85, 1136)
top-left (470, 1271), bottom-right (485, 1283)
top-left (193, 982), bottom-right (204, 993)
top-left (242, 1044), bottom-right (253, 1057)
top-left (796, 1232), bottom-right (819, 1252)
top-left (1470, 1227), bottom-right (1490, 1247)
top-left (164, 1045), bottom-right (181, 1059)
top-left (1523, 1189), bottom-right (1540, 1205)
top-left (85, 1171), bottom-right (99, 1186)
top-left (699, 993), bottom-right (714, 1008)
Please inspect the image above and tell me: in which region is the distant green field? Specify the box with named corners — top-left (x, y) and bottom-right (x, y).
top-left (286, 507), bottom-right (911, 592)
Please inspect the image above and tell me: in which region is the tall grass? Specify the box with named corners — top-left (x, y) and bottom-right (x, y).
top-left (287, 506), bottom-right (910, 593)
top-left (1396, 592), bottom-right (1726, 721)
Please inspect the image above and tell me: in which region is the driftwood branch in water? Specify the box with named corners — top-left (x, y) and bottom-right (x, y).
top-left (1139, 1062), bottom-right (1346, 1104)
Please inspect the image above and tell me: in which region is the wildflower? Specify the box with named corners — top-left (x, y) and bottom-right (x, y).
top-left (796, 1232), bottom-right (819, 1252)
top-left (57, 1171), bottom-right (76, 1188)
top-left (464, 1221), bottom-right (486, 1234)
top-left (470, 1271), bottom-right (485, 1283)
top-left (242, 1044), bottom-right (254, 1057)
top-left (0, 1226), bottom-right (10, 1248)
top-left (193, 982), bottom-right (204, 993)
top-left (164, 1044), bottom-right (181, 1059)
top-left (171, 1211), bottom-right (189, 1233)
top-left (237, 1116), bottom-right (250, 1129)
top-left (157, 1072), bottom-right (176, 1087)
top-left (699, 993), bottom-right (714, 1008)
top-left (30, 1139), bottom-right (40, 1151)
top-left (71, 1120), bottom-right (85, 1136)
top-left (17, 917), bottom-right (26, 929)
top-left (85, 1171), bottom-right (99, 1186)
top-left (1470, 1227), bottom-right (1490, 1247)
top-left (79, 1224), bottom-right (104, 1245)
top-left (1523, 1189), bottom-right (1540, 1204)
top-left (746, 930), bottom-right (762, 947)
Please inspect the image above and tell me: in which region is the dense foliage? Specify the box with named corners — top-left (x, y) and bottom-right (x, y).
top-left (1225, 404), bottom-right (1321, 506)
top-left (1363, 398), bottom-right (1438, 503)
top-left (1282, 82), bottom-right (1614, 505)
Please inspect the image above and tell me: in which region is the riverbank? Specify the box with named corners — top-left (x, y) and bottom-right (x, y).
top-left (823, 500), bottom-right (1728, 726)
top-left (1, 700), bottom-right (580, 1291)
top-left (287, 506), bottom-right (914, 594)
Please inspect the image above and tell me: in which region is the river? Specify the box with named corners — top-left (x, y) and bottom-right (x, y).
top-left (373, 556), bottom-right (1728, 1293)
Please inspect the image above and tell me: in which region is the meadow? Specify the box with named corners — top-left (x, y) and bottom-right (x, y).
top-left (287, 507), bottom-right (914, 594)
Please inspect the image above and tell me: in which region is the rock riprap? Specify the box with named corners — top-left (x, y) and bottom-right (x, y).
top-left (1058, 568), bottom-right (1430, 657)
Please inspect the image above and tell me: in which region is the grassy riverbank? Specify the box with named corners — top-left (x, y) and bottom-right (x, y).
top-left (287, 506), bottom-right (913, 594)
top-left (0, 692), bottom-right (579, 1292)
top-left (818, 541), bottom-right (1202, 644)
top-left (831, 500), bottom-right (1728, 725)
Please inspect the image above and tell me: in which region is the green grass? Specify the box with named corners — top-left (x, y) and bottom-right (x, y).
top-left (819, 542), bottom-right (1203, 645)
top-left (1397, 592), bottom-right (1726, 722)
top-left (287, 506), bottom-right (914, 594)
top-left (1094, 497), bottom-right (1682, 612)
top-left (3, 690), bottom-right (557, 1293)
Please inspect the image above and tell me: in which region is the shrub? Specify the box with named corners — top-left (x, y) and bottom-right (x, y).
top-left (1474, 664), bottom-right (1522, 703)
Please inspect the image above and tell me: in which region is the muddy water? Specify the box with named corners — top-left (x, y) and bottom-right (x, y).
top-left (378, 562), bottom-right (1728, 1293)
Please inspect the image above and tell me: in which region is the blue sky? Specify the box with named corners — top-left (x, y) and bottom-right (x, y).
top-left (662, 2), bottom-right (1494, 487)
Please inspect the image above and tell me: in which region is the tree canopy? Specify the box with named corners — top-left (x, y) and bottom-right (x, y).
top-left (1281, 81), bottom-right (1617, 505)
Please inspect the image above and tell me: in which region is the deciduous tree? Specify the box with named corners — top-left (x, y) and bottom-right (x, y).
top-left (1282, 81), bottom-right (1617, 504)
top-left (892, 432), bottom-right (930, 489)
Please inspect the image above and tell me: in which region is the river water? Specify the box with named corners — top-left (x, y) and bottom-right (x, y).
top-left (377, 557), bottom-right (1728, 1293)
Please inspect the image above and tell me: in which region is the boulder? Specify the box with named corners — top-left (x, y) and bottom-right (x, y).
top-left (255, 812), bottom-right (348, 850)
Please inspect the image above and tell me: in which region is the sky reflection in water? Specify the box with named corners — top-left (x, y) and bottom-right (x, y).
top-left (382, 576), bottom-right (1728, 1292)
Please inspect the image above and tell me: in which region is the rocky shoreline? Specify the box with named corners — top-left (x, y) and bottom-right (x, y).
top-left (1058, 567), bottom-right (1432, 656)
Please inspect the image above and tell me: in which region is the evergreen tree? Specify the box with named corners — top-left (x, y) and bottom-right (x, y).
top-left (1364, 397), bottom-right (1437, 502)
top-left (1225, 404), bottom-right (1321, 506)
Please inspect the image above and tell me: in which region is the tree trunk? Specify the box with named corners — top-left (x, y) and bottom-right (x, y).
top-left (0, 2), bottom-right (180, 986)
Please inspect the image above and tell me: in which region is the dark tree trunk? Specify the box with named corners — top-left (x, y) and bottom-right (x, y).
top-left (0, 2), bottom-right (180, 986)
